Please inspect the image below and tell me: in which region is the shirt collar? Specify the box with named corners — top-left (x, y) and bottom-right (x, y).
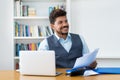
top-left (54, 32), bottom-right (71, 40)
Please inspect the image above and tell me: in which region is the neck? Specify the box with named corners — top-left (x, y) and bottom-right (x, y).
top-left (57, 33), bottom-right (68, 40)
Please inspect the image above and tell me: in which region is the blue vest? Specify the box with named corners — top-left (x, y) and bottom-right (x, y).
top-left (47, 33), bottom-right (83, 68)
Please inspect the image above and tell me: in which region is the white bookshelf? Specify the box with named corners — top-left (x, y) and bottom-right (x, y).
top-left (13, 0), bottom-right (70, 70)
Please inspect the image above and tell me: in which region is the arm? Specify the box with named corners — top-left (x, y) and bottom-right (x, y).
top-left (38, 39), bottom-right (49, 50)
top-left (88, 60), bottom-right (97, 69)
top-left (79, 35), bottom-right (90, 54)
top-left (80, 35), bottom-right (97, 69)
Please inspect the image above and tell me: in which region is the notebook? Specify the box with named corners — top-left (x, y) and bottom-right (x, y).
top-left (19, 50), bottom-right (61, 76)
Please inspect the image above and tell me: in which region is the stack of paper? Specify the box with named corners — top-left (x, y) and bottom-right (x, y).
top-left (73, 48), bottom-right (99, 69)
top-left (66, 48), bottom-right (99, 76)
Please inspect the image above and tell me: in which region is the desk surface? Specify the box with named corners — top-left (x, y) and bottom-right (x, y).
top-left (0, 69), bottom-right (120, 80)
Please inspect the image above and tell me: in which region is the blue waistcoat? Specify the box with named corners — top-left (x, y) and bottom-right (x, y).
top-left (47, 33), bottom-right (83, 68)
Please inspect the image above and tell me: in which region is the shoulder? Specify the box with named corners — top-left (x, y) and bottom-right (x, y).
top-left (41, 34), bottom-right (54, 43)
top-left (69, 33), bottom-right (79, 36)
top-left (38, 38), bottom-right (48, 50)
top-left (70, 33), bottom-right (85, 41)
top-left (46, 34), bottom-right (54, 39)
top-left (69, 33), bottom-right (83, 38)
top-left (69, 33), bottom-right (79, 38)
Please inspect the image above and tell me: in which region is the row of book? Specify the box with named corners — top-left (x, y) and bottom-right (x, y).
top-left (15, 22), bottom-right (53, 37)
top-left (48, 4), bottom-right (66, 15)
top-left (15, 0), bottom-right (36, 16)
top-left (15, 0), bottom-right (66, 17)
top-left (15, 43), bottom-right (40, 56)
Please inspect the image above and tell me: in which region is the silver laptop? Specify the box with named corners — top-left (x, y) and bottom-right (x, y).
top-left (19, 50), bottom-right (61, 76)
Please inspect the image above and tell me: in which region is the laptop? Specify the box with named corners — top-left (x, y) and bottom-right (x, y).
top-left (19, 50), bottom-right (61, 76)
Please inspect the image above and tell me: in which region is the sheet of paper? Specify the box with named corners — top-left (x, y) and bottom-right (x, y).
top-left (83, 70), bottom-right (99, 76)
top-left (73, 48), bottom-right (99, 69)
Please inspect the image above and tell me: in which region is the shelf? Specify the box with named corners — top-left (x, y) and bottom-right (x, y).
top-left (22, 0), bottom-right (66, 2)
top-left (14, 37), bottom-right (46, 40)
top-left (13, 0), bottom-right (69, 70)
top-left (14, 16), bottom-right (49, 20)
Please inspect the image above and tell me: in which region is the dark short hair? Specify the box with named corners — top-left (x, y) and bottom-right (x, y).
top-left (49, 9), bottom-right (67, 24)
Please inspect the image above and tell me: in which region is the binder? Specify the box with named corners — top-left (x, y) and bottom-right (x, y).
top-left (94, 67), bottom-right (120, 74)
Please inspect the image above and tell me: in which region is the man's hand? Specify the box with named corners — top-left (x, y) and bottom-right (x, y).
top-left (88, 60), bottom-right (97, 69)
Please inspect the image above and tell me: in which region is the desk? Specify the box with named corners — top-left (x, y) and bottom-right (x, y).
top-left (0, 69), bottom-right (120, 80)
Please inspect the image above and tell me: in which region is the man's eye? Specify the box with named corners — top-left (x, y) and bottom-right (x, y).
top-left (65, 20), bottom-right (68, 22)
top-left (58, 21), bottom-right (62, 24)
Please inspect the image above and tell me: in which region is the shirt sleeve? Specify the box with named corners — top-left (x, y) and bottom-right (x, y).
top-left (79, 35), bottom-right (90, 54)
top-left (38, 39), bottom-right (49, 50)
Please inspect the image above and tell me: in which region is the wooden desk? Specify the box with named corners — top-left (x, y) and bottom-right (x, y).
top-left (0, 69), bottom-right (120, 80)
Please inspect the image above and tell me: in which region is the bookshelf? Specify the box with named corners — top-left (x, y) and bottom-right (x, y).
top-left (13, 0), bottom-right (70, 70)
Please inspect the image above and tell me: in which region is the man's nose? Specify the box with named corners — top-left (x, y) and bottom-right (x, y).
top-left (63, 22), bottom-right (68, 26)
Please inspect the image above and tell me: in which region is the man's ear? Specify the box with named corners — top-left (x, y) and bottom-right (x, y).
top-left (50, 24), bottom-right (54, 30)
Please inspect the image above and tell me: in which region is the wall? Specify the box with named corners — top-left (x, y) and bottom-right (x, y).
top-left (70, 0), bottom-right (120, 67)
top-left (0, 0), bottom-right (14, 70)
top-left (71, 0), bottom-right (120, 58)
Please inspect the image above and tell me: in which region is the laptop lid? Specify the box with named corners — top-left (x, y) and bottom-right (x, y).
top-left (19, 50), bottom-right (56, 76)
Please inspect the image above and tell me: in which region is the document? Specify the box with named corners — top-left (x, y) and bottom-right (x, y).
top-left (83, 70), bottom-right (99, 76)
top-left (73, 48), bottom-right (99, 69)
top-left (66, 48), bottom-right (99, 76)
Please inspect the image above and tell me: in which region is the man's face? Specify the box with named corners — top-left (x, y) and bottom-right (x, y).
top-left (51, 16), bottom-right (69, 35)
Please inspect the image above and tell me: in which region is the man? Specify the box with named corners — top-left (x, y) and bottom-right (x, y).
top-left (38, 9), bottom-right (97, 68)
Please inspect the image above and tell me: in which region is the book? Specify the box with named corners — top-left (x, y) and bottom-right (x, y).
top-left (22, 5), bottom-right (29, 16)
top-left (28, 8), bottom-right (36, 16)
top-left (16, 43), bottom-right (21, 56)
top-left (15, 0), bottom-right (21, 16)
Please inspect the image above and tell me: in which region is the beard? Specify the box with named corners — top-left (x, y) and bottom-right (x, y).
top-left (57, 26), bottom-right (69, 35)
